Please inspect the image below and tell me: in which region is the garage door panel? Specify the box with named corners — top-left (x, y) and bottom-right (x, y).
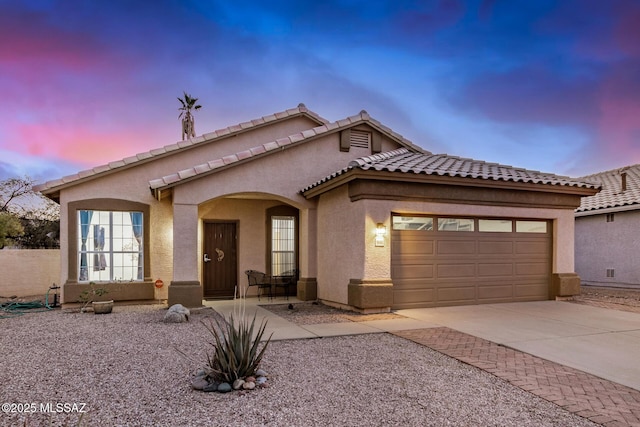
top-left (392, 239), bottom-right (435, 255)
top-left (392, 279), bottom-right (435, 289)
top-left (515, 282), bottom-right (549, 298)
top-left (437, 263), bottom-right (475, 278)
top-left (478, 241), bottom-right (513, 254)
top-left (478, 263), bottom-right (513, 276)
top-left (391, 254), bottom-right (432, 265)
top-left (438, 285), bottom-right (476, 303)
top-left (515, 241), bottom-right (548, 254)
top-left (516, 262), bottom-right (549, 276)
top-left (393, 288), bottom-right (435, 306)
top-left (437, 240), bottom-right (476, 255)
top-left (392, 264), bottom-right (434, 279)
top-left (477, 284), bottom-right (513, 300)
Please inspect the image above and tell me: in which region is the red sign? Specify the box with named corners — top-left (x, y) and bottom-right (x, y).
top-left (154, 279), bottom-right (164, 289)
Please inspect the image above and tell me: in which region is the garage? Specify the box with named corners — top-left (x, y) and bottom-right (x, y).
top-left (391, 215), bottom-right (551, 309)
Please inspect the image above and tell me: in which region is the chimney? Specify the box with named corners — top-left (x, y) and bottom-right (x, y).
top-left (621, 169), bottom-right (628, 192)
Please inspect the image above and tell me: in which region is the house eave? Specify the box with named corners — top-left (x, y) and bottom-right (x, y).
top-left (302, 169), bottom-right (601, 200)
top-left (575, 203), bottom-right (640, 217)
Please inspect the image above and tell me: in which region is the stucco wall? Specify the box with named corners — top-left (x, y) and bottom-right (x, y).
top-left (0, 250), bottom-right (60, 298)
top-left (576, 210), bottom-right (640, 286)
top-left (317, 186), bottom-right (365, 304)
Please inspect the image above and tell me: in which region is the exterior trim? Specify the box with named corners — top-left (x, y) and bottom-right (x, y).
top-left (302, 169), bottom-right (598, 201)
top-left (344, 177), bottom-right (589, 209)
top-left (66, 199), bottom-right (151, 285)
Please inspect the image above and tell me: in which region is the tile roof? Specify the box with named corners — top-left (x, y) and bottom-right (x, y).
top-left (575, 165), bottom-right (640, 213)
top-left (148, 110), bottom-right (423, 193)
top-left (35, 104), bottom-right (328, 194)
top-left (302, 149), bottom-right (600, 194)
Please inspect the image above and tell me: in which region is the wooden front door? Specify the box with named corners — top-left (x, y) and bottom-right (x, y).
top-left (203, 222), bottom-right (237, 299)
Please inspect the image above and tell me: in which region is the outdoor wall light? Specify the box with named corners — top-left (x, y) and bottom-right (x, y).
top-left (375, 223), bottom-right (386, 247)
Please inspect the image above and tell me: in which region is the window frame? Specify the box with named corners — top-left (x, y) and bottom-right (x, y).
top-left (266, 205), bottom-right (298, 277)
top-left (68, 199), bottom-right (150, 284)
top-left (78, 210), bottom-right (143, 282)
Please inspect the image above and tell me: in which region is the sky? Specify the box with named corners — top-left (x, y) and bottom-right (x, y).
top-left (2, 0), bottom-right (640, 184)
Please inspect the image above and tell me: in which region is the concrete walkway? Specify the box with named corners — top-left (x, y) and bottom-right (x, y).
top-left (204, 298), bottom-right (640, 426)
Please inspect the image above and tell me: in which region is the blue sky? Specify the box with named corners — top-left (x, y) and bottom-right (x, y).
top-left (2, 0), bottom-right (640, 182)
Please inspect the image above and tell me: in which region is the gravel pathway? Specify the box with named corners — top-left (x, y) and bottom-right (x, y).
top-left (0, 305), bottom-right (598, 427)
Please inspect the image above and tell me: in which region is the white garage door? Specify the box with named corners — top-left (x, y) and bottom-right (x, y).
top-left (391, 215), bottom-right (551, 309)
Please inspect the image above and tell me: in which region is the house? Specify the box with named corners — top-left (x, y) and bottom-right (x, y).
top-left (575, 165), bottom-right (640, 288)
top-left (36, 104), bottom-right (600, 311)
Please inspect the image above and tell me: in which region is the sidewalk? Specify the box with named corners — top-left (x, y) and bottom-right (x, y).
top-left (203, 297), bottom-right (430, 340)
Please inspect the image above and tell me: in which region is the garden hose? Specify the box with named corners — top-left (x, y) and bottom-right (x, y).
top-left (0, 285), bottom-right (58, 319)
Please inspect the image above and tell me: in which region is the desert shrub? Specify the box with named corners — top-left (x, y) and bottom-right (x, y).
top-left (203, 313), bottom-right (272, 383)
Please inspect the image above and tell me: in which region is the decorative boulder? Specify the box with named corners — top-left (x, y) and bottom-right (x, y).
top-left (164, 304), bottom-right (190, 323)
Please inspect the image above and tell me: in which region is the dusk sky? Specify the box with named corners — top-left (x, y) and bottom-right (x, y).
top-left (3, 0), bottom-right (640, 184)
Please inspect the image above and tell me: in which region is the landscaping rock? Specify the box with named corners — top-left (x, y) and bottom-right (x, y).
top-left (191, 377), bottom-right (208, 390)
top-left (243, 381), bottom-right (256, 390)
top-left (256, 376), bottom-right (267, 385)
top-left (232, 379), bottom-right (245, 390)
top-left (255, 369), bottom-right (268, 377)
top-left (203, 382), bottom-right (220, 392)
top-left (217, 382), bottom-right (232, 393)
top-left (163, 304), bottom-right (190, 323)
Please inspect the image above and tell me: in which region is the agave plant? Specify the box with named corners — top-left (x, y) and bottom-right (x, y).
top-left (203, 312), bottom-right (272, 383)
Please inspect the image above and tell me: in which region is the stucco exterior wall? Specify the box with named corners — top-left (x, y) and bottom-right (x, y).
top-left (0, 250), bottom-right (60, 298)
top-left (317, 186), bottom-right (365, 304)
top-left (575, 210), bottom-right (640, 287)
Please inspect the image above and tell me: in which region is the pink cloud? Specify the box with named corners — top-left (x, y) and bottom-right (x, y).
top-left (7, 122), bottom-right (172, 169)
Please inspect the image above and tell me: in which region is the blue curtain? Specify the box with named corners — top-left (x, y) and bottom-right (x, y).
top-left (130, 212), bottom-right (143, 280)
top-left (79, 210), bottom-right (93, 280)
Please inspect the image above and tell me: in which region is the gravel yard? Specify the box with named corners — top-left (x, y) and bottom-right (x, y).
top-left (0, 303), bottom-right (601, 427)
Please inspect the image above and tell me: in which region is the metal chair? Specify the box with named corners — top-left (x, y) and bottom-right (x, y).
top-left (245, 270), bottom-right (272, 300)
top-left (274, 269), bottom-right (298, 300)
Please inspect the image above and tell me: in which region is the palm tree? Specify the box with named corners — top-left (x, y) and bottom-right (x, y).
top-left (178, 92), bottom-right (202, 140)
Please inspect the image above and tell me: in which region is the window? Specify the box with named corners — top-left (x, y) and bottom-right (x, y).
top-left (271, 215), bottom-right (296, 276)
top-left (478, 219), bottom-right (512, 232)
top-left (606, 213), bottom-right (615, 222)
top-left (78, 210), bottom-right (143, 282)
top-left (515, 221), bottom-right (547, 233)
top-left (606, 268), bottom-right (615, 278)
top-left (392, 216), bottom-right (433, 231)
top-left (437, 218), bottom-right (474, 232)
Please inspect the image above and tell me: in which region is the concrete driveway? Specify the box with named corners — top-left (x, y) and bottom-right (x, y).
top-left (397, 301), bottom-right (640, 391)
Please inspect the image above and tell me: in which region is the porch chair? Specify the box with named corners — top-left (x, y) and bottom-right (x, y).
top-left (274, 269), bottom-right (298, 300)
top-left (245, 270), bottom-right (272, 300)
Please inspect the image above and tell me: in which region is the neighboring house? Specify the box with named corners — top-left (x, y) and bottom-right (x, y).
top-left (36, 104), bottom-right (599, 311)
top-left (575, 165), bottom-right (640, 288)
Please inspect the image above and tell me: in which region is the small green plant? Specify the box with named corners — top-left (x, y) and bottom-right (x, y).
top-left (78, 282), bottom-right (109, 312)
top-left (203, 313), bottom-right (272, 383)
